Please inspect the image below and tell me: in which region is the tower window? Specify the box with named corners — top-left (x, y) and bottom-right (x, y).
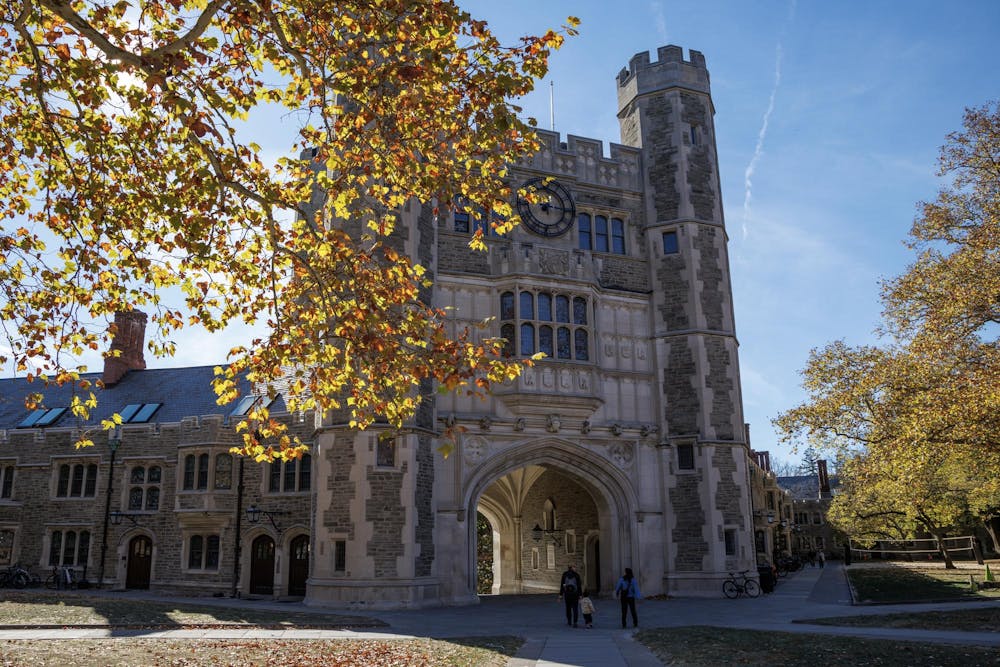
top-left (595, 216), bottom-right (609, 252)
top-left (677, 444), bottom-right (695, 470)
top-left (611, 218), bottom-right (625, 254)
top-left (578, 213), bottom-right (592, 250)
top-left (663, 231), bottom-right (679, 255)
top-left (580, 212), bottom-right (626, 255)
top-left (690, 125), bottom-right (702, 146)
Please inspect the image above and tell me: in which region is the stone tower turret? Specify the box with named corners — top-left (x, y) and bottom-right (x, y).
top-left (617, 44), bottom-right (743, 446)
top-left (618, 46), bottom-right (751, 582)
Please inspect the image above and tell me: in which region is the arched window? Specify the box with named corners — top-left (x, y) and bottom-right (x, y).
top-left (214, 454), bottom-right (232, 490)
top-left (543, 498), bottom-right (556, 531)
top-left (555, 295), bottom-right (569, 323)
top-left (537, 293), bottom-right (552, 321)
top-left (145, 487), bottom-right (160, 511)
top-left (520, 323), bottom-right (535, 356)
top-left (557, 327), bottom-right (571, 359)
top-left (188, 535), bottom-right (204, 569)
top-left (595, 215), bottom-right (609, 252)
top-left (578, 213), bottom-right (592, 250)
top-left (519, 291), bottom-right (534, 319)
top-left (500, 292), bottom-right (515, 320)
top-left (84, 464), bottom-right (98, 496)
top-left (57, 465), bottom-right (69, 496)
top-left (539, 325), bottom-right (554, 357)
top-left (197, 453), bottom-right (209, 490)
top-left (500, 323), bottom-right (515, 357)
top-left (611, 218), bottom-right (625, 254)
top-left (128, 487), bottom-right (143, 510)
top-left (183, 455), bottom-right (196, 490)
top-left (574, 329), bottom-right (589, 361)
top-left (128, 465), bottom-right (163, 510)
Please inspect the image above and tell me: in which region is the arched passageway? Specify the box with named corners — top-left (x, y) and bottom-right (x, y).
top-left (467, 441), bottom-right (637, 598)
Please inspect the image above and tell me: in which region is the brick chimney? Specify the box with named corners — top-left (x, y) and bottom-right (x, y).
top-left (102, 311), bottom-right (147, 386)
top-left (817, 459), bottom-right (831, 499)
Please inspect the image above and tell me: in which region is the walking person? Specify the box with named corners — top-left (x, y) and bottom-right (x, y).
top-left (558, 564), bottom-right (583, 627)
top-left (817, 549), bottom-right (826, 568)
top-left (614, 567), bottom-right (640, 628)
top-left (579, 589), bottom-right (596, 628)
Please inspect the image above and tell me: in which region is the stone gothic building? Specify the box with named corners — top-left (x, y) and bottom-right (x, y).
top-left (0, 45), bottom-right (756, 608)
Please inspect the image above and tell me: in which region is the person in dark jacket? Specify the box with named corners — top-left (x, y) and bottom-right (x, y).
top-left (558, 564), bottom-right (583, 627)
top-left (614, 567), bottom-right (640, 628)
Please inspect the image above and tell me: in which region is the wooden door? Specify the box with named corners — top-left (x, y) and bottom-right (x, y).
top-left (125, 536), bottom-right (152, 589)
top-left (249, 535), bottom-right (275, 595)
top-left (287, 534), bottom-right (310, 596)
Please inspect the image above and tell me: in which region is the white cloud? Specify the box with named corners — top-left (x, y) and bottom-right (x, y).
top-left (741, 0), bottom-right (797, 240)
top-left (650, 2), bottom-right (669, 43)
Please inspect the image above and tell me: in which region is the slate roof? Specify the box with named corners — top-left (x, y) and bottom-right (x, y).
top-left (777, 474), bottom-right (840, 501)
top-left (0, 366), bottom-right (274, 430)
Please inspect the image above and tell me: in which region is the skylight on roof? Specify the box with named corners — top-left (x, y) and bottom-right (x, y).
top-left (229, 395), bottom-right (276, 417)
top-left (17, 407), bottom-right (67, 428)
top-left (117, 403), bottom-right (162, 424)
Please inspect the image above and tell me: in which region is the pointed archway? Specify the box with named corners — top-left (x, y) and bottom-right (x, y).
top-left (464, 438), bottom-right (638, 598)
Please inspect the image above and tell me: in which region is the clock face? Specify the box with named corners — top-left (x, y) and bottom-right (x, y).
top-left (516, 177), bottom-right (576, 238)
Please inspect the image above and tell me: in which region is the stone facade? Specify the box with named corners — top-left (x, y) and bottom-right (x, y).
top-left (0, 409), bottom-right (314, 598)
top-left (0, 44), bottom-right (755, 606)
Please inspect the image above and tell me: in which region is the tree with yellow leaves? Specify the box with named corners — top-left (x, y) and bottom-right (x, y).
top-left (776, 102), bottom-right (1000, 555)
top-left (0, 1), bottom-right (578, 459)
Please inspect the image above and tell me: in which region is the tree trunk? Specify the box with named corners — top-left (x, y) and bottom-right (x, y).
top-left (932, 533), bottom-right (956, 569)
top-left (984, 517), bottom-right (1000, 554)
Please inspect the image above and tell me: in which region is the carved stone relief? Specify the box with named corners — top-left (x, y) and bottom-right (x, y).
top-left (609, 441), bottom-right (635, 467)
top-left (463, 436), bottom-right (489, 465)
top-left (538, 248), bottom-right (570, 275)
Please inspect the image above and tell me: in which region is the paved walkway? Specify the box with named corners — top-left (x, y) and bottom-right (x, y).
top-left (2, 563), bottom-right (1000, 666)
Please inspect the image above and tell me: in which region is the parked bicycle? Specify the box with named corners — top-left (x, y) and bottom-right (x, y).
top-left (45, 566), bottom-right (78, 590)
top-left (775, 554), bottom-right (802, 578)
top-left (722, 570), bottom-right (760, 598)
top-left (0, 563), bottom-right (41, 589)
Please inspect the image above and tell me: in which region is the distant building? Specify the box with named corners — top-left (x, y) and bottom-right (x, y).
top-left (747, 448), bottom-right (793, 566)
top-left (778, 460), bottom-right (844, 559)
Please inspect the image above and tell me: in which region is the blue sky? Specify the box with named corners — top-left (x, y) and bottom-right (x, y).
top-left (6, 1), bottom-right (998, 468)
top-left (470, 0), bottom-right (1000, 466)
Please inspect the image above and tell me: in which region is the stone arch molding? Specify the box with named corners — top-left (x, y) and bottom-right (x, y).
top-left (463, 437), bottom-right (639, 517)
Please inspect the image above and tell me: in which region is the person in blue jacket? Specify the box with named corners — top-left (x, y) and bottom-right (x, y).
top-left (614, 567), bottom-right (640, 628)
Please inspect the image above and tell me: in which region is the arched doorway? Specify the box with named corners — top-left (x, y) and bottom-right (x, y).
top-left (249, 535), bottom-right (275, 595)
top-left (287, 534), bottom-right (309, 596)
top-left (464, 439), bottom-right (637, 600)
top-left (478, 466), bottom-right (600, 594)
top-left (125, 535), bottom-right (152, 589)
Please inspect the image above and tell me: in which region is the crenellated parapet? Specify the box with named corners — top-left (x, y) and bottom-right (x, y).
top-left (616, 44), bottom-right (710, 113)
top-left (518, 129), bottom-right (642, 192)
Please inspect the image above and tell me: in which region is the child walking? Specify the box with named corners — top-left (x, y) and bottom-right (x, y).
top-left (579, 589), bottom-right (596, 628)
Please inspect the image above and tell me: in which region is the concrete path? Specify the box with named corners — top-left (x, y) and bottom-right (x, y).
top-left (2, 563), bottom-right (1000, 666)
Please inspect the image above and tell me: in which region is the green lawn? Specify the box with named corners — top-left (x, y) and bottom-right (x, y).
top-left (637, 626), bottom-right (1000, 666)
top-left (847, 565), bottom-right (1000, 603)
